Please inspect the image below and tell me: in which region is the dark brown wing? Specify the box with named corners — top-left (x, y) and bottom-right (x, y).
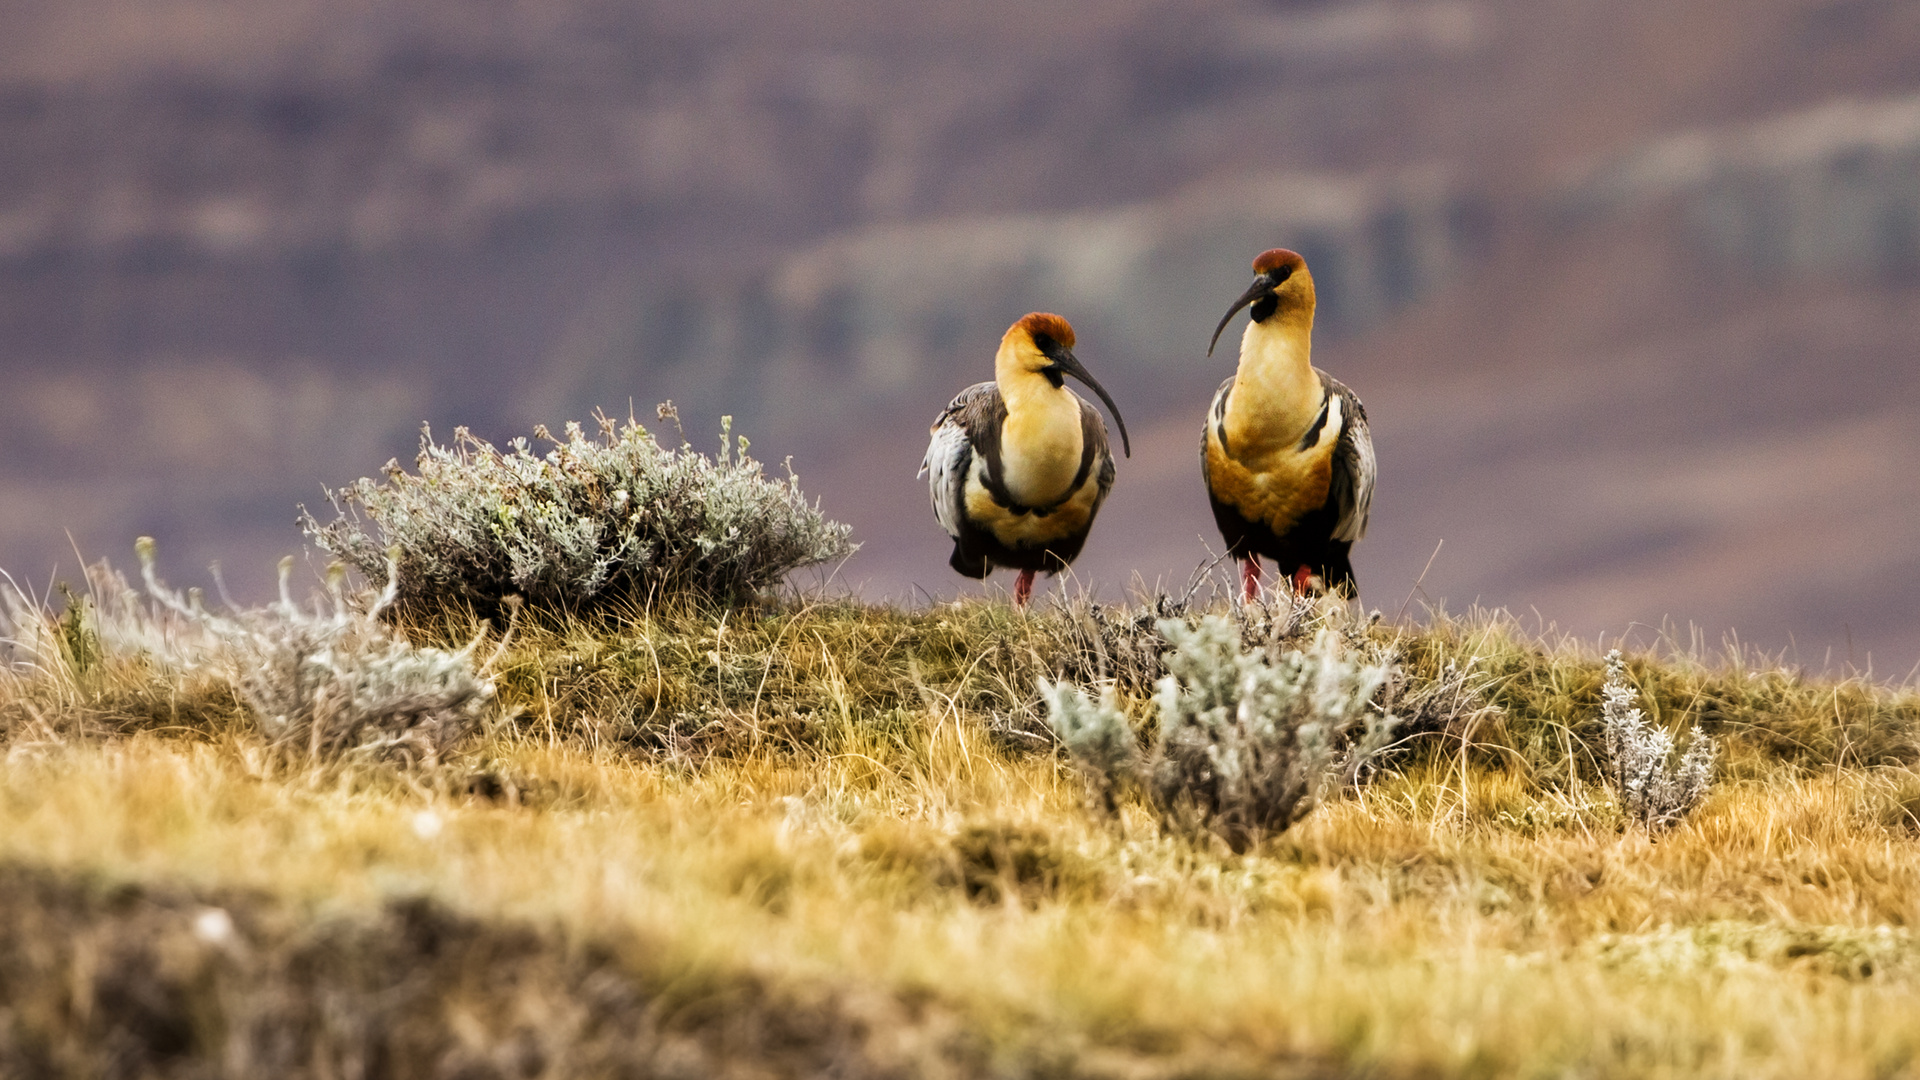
top-left (1076, 395), bottom-right (1117, 511)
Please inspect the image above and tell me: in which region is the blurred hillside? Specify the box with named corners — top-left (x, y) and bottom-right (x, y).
top-left (2, 0), bottom-right (1918, 666)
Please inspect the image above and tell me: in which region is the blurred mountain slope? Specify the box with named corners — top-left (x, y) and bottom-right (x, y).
top-left (1, 0), bottom-right (1916, 665)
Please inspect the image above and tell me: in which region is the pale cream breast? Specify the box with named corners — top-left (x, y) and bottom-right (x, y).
top-left (998, 387), bottom-right (1085, 507)
top-left (1221, 318), bottom-right (1323, 460)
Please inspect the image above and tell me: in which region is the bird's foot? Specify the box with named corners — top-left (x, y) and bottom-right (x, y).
top-left (1240, 558), bottom-right (1261, 603)
top-left (1290, 566), bottom-right (1315, 596)
top-left (1014, 569), bottom-right (1036, 609)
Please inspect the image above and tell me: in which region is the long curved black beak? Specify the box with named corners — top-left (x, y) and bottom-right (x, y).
top-left (1207, 275), bottom-right (1275, 357)
top-left (1047, 348), bottom-right (1131, 457)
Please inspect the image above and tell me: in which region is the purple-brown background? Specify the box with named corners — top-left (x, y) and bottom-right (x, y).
top-left (3, 0), bottom-right (1918, 670)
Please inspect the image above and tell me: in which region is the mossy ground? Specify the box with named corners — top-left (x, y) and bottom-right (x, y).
top-left (4, 592), bottom-right (1920, 1078)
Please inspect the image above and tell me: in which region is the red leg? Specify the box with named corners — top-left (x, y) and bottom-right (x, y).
top-left (1240, 557), bottom-right (1261, 603)
top-left (1014, 569), bottom-right (1036, 608)
top-left (1291, 566), bottom-right (1314, 596)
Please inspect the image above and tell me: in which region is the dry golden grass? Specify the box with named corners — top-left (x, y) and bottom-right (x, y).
top-left (3, 593), bottom-right (1920, 1077)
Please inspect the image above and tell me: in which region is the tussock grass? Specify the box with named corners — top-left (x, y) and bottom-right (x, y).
top-left (4, 588), bottom-right (1920, 1077)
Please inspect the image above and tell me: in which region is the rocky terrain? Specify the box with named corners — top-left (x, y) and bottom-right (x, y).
top-left (2, 0), bottom-right (1918, 664)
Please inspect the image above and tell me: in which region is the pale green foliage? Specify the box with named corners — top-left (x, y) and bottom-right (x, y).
top-left (300, 410), bottom-right (855, 613)
top-left (1600, 649), bottom-right (1716, 830)
top-left (1045, 613), bottom-right (1398, 849)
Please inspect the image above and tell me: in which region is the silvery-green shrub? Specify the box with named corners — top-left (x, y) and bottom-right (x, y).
top-left (143, 540), bottom-right (495, 763)
top-left (300, 410), bottom-right (854, 613)
top-left (1039, 681), bottom-right (1141, 815)
top-left (1045, 615), bottom-right (1397, 850)
top-left (1599, 649), bottom-right (1715, 830)
top-left (1, 540), bottom-right (496, 764)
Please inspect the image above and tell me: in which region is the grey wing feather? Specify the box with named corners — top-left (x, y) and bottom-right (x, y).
top-left (920, 382), bottom-right (999, 541)
top-left (1322, 373), bottom-right (1375, 543)
top-left (1201, 374), bottom-right (1234, 474)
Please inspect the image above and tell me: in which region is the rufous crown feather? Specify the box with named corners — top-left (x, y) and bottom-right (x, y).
top-left (1252, 248), bottom-right (1306, 275)
top-left (1013, 312), bottom-right (1076, 349)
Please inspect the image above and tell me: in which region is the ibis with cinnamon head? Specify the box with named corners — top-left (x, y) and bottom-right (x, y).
top-left (1202, 249), bottom-right (1375, 600)
top-left (919, 313), bottom-right (1130, 607)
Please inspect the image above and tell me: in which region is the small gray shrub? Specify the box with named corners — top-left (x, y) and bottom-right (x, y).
top-left (1044, 615), bottom-right (1398, 850)
top-left (1039, 682), bottom-right (1142, 814)
top-left (1599, 649), bottom-right (1716, 830)
top-left (300, 408), bottom-right (855, 614)
top-left (57, 540), bottom-right (496, 764)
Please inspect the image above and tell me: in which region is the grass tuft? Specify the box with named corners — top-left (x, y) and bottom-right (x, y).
top-left (3, 543), bottom-right (498, 765)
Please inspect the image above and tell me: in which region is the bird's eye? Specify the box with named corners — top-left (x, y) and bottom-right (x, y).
top-left (1271, 265), bottom-right (1293, 285)
top-left (1033, 333), bottom-right (1056, 355)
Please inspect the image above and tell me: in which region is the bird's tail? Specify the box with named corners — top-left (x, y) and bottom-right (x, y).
top-left (949, 544), bottom-right (990, 579)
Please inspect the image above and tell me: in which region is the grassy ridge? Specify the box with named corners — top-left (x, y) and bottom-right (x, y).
top-left (4, 594), bottom-right (1920, 1078)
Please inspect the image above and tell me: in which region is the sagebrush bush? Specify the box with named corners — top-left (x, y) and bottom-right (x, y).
top-left (300, 409), bottom-right (855, 614)
top-left (1599, 649), bottom-right (1716, 830)
top-left (1045, 614), bottom-right (1399, 850)
top-left (1039, 682), bottom-right (1142, 814)
top-left (153, 542), bottom-right (496, 763)
top-left (3, 541), bottom-right (496, 764)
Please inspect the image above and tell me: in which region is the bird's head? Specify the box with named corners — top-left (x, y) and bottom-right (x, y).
top-left (1207, 248), bottom-right (1315, 357)
top-left (1000, 312), bottom-right (1130, 457)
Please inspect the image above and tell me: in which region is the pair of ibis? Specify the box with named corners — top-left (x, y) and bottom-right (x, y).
top-left (919, 249), bottom-right (1375, 606)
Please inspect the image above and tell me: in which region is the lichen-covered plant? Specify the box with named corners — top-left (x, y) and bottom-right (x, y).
top-left (1044, 615), bottom-right (1398, 850)
top-left (1152, 618), bottom-right (1398, 848)
top-left (299, 409), bottom-right (854, 615)
top-left (1600, 649), bottom-right (1716, 830)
